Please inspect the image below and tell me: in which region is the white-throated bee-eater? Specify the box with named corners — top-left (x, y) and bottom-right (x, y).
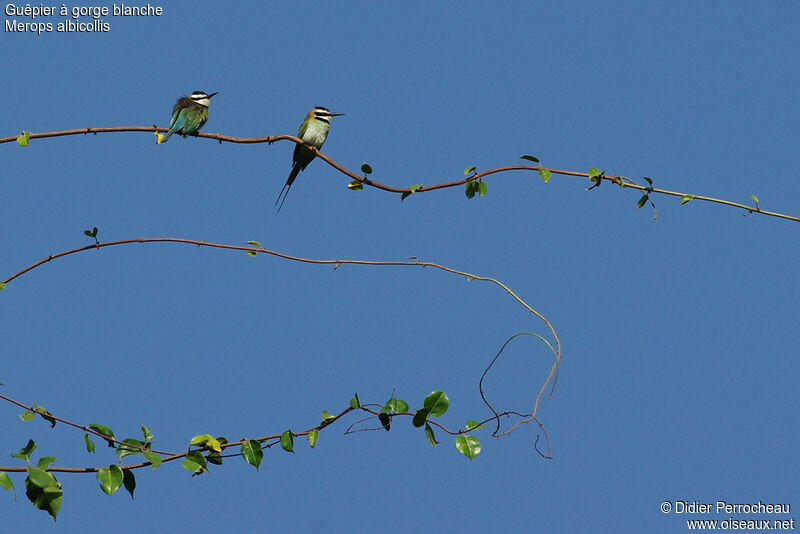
top-left (158, 91), bottom-right (218, 143)
top-left (275, 106), bottom-right (345, 211)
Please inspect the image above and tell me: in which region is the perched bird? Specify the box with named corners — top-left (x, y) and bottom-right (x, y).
top-left (275, 106), bottom-right (345, 211)
top-left (158, 91), bottom-right (218, 143)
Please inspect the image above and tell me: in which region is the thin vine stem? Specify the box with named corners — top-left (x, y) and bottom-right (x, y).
top-left (2, 127), bottom-right (795, 222)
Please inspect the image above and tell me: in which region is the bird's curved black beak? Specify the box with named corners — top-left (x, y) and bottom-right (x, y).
top-left (207, 92), bottom-right (219, 99)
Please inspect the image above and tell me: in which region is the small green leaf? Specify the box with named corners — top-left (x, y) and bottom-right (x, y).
top-left (465, 181), bottom-right (477, 199)
top-left (465, 420), bottom-right (485, 430)
top-left (636, 194), bottom-right (649, 209)
top-left (280, 430), bottom-right (294, 453)
top-left (378, 412), bottom-right (391, 431)
top-left (464, 166), bottom-right (476, 176)
top-left (409, 184), bottom-right (421, 193)
top-left (0, 282), bottom-right (5, 290)
top-left (349, 394), bottom-right (360, 409)
top-left (361, 162), bottom-right (373, 175)
top-left (423, 391), bottom-right (449, 417)
top-left (19, 410), bottom-right (35, 422)
top-left (32, 404), bottom-right (55, 428)
top-left (680, 194), bottom-right (694, 205)
top-left (0, 473), bottom-right (14, 491)
top-left (750, 194), bottom-right (759, 204)
top-left (412, 408), bottom-right (430, 428)
top-left (206, 450), bottom-right (223, 465)
top-left (116, 438), bottom-right (144, 459)
top-left (140, 425), bottom-right (153, 444)
top-left (454, 435), bottom-right (481, 460)
top-left (643, 176), bottom-right (653, 186)
top-left (122, 469), bottom-right (135, 499)
top-left (190, 434), bottom-right (222, 453)
top-left (26, 467), bottom-right (58, 489)
top-left (12, 439), bottom-right (37, 461)
top-left (538, 168), bottom-right (551, 183)
top-left (24, 476), bottom-right (62, 521)
top-left (425, 423), bottom-right (439, 446)
top-left (241, 440), bottom-right (263, 469)
top-left (588, 168), bottom-right (603, 179)
top-left (89, 423), bottom-right (115, 447)
top-left (37, 457), bottom-right (57, 470)
top-left (142, 449), bottom-right (162, 469)
top-left (401, 191), bottom-right (411, 201)
top-left (320, 410), bottom-right (335, 422)
top-left (347, 180), bottom-right (364, 191)
top-left (381, 398), bottom-right (409, 414)
top-left (83, 227), bottom-right (98, 238)
top-left (478, 180), bottom-right (488, 197)
top-left (307, 429), bottom-right (319, 449)
top-left (181, 451), bottom-right (207, 475)
top-left (245, 240), bottom-right (261, 256)
top-left (520, 154), bottom-right (539, 163)
top-left (82, 433), bottom-right (96, 453)
top-left (97, 465), bottom-right (124, 495)
top-left (16, 131), bottom-right (31, 147)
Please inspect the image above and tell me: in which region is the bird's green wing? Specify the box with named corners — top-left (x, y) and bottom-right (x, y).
top-left (297, 119), bottom-right (308, 139)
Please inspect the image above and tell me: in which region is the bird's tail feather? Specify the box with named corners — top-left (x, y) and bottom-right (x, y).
top-left (275, 163), bottom-right (302, 212)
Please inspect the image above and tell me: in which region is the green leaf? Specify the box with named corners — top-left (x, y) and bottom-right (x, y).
top-left (412, 408), bottom-right (430, 428)
top-left (538, 168), bottom-right (551, 183)
top-left (464, 166), bottom-right (476, 176)
top-left (116, 438), bottom-right (144, 459)
top-left (349, 393), bottom-right (360, 409)
top-left (320, 410), bottom-right (335, 422)
top-left (142, 449), bottom-right (162, 469)
top-left (750, 194), bottom-right (759, 204)
top-left (680, 194), bottom-right (693, 205)
top-left (361, 162), bottom-right (373, 175)
top-left (19, 410), bottom-right (35, 422)
top-left (347, 180), bottom-right (363, 191)
top-left (241, 440), bottom-right (263, 469)
top-left (454, 435), bottom-right (481, 460)
top-left (381, 398), bottom-right (409, 414)
top-left (423, 391), bottom-right (449, 417)
top-left (400, 191), bottom-right (411, 201)
top-left (465, 181), bottom-right (477, 199)
top-left (83, 433), bottom-right (96, 453)
top-left (0, 282), bottom-right (5, 290)
top-left (245, 240), bottom-right (261, 256)
top-left (190, 434), bottom-right (222, 453)
top-left (24, 476), bottom-right (61, 521)
top-left (122, 469), bottom-right (135, 499)
top-left (465, 420), bottom-right (485, 430)
top-left (83, 227), bottom-right (98, 238)
top-left (478, 180), bottom-right (488, 197)
top-left (32, 404), bottom-right (56, 428)
top-left (26, 467), bottom-right (58, 489)
top-left (425, 423), bottom-right (438, 446)
top-left (206, 450), bottom-right (223, 465)
top-left (0, 473), bottom-right (14, 491)
top-left (89, 423), bottom-right (115, 443)
top-left (378, 412), bottom-right (391, 431)
top-left (636, 194), bottom-right (649, 209)
top-left (181, 451), bottom-right (207, 475)
top-left (307, 429), bottom-right (319, 449)
top-left (12, 439), bottom-right (37, 461)
top-left (140, 425), bottom-right (153, 444)
top-left (97, 465), bottom-right (124, 495)
top-left (281, 430), bottom-right (294, 453)
top-left (520, 154), bottom-right (539, 163)
top-left (16, 131), bottom-right (31, 146)
top-left (643, 176), bottom-right (653, 186)
top-left (588, 168), bottom-right (603, 179)
top-left (37, 457), bottom-right (57, 470)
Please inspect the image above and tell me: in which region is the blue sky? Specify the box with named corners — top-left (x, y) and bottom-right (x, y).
top-left (2, 2), bottom-right (798, 532)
